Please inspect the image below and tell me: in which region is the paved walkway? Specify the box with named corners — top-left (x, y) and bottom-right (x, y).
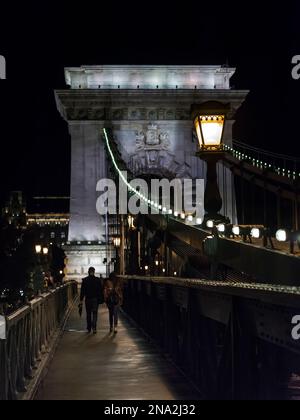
top-left (36, 304), bottom-right (201, 400)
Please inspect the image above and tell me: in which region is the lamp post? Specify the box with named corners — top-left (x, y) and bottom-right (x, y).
top-left (113, 236), bottom-right (121, 273)
top-left (192, 101), bottom-right (230, 226)
top-left (34, 244), bottom-right (49, 295)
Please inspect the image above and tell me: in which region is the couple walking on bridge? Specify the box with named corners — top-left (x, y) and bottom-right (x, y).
top-left (79, 268), bottom-right (123, 334)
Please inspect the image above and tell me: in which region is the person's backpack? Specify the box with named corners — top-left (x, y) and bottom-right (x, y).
top-left (108, 289), bottom-right (120, 306)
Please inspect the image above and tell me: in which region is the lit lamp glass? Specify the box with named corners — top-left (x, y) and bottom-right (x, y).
top-left (276, 229), bottom-right (288, 242)
top-left (232, 226), bottom-right (240, 236)
top-left (43, 247), bottom-right (49, 255)
top-left (217, 224), bottom-right (226, 233)
top-left (113, 237), bottom-right (121, 247)
top-left (35, 245), bottom-right (42, 254)
top-left (128, 215), bottom-right (135, 229)
top-left (251, 228), bottom-right (261, 239)
top-left (155, 260), bottom-right (159, 267)
top-left (207, 220), bottom-right (214, 228)
top-left (194, 114), bottom-right (225, 151)
top-left (274, 230), bottom-right (298, 254)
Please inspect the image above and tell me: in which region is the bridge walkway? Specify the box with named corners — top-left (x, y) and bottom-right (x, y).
top-left (36, 303), bottom-right (201, 401)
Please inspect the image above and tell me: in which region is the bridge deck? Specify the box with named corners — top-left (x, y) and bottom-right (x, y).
top-left (36, 304), bottom-right (201, 401)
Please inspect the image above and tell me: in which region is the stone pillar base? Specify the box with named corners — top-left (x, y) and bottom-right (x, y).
top-left (63, 243), bottom-right (115, 283)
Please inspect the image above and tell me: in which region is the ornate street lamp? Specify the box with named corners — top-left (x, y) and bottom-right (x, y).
top-left (194, 115), bottom-right (225, 151)
top-left (192, 101), bottom-right (230, 225)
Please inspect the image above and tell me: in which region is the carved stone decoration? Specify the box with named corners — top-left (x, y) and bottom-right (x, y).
top-left (66, 105), bottom-right (192, 121)
top-left (135, 124), bottom-right (170, 150)
top-left (54, 65), bottom-right (247, 279)
top-left (129, 123), bottom-right (189, 178)
top-left (112, 109), bottom-right (123, 120)
top-left (166, 110), bottom-right (175, 120)
top-left (148, 110), bottom-right (157, 120)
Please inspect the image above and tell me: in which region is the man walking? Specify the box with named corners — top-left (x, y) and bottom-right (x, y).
top-left (79, 267), bottom-right (104, 334)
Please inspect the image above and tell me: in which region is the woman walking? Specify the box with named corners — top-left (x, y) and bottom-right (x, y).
top-left (104, 272), bottom-right (123, 334)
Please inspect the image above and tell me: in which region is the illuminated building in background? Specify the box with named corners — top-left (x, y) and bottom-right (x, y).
top-left (26, 196), bottom-right (69, 247)
top-left (1, 193), bottom-right (69, 248)
top-left (2, 191), bottom-right (27, 229)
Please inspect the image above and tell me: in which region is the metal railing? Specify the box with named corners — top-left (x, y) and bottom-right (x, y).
top-left (0, 282), bottom-right (78, 400)
top-left (230, 140), bottom-right (300, 179)
top-left (122, 275), bottom-right (300, 400)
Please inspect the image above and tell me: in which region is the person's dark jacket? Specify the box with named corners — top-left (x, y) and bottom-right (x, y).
top-left (80, 275), bottom-right (104, 304)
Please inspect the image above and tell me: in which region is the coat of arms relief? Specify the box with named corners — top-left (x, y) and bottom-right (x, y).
top-left (129, 123), bottom-right (189, 178)
top-left (130, 123), bottom-right (189, 178)
top-left (135, 124), bottom-right (170, 151)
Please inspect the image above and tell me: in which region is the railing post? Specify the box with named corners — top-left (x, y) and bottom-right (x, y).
top-left (0, 315), bottom-right (8, 400)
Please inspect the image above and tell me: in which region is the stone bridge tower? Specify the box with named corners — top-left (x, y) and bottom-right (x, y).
top-left (55, 65), bottom-right (248, 281)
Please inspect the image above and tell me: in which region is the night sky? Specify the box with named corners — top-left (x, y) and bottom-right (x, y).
top-left (0, 1), bottom-right (300, 206)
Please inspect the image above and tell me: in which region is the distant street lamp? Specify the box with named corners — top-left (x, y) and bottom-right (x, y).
top-left (206, 220), bottom-right (214, 229)
top-left (113, 237), bottom-right (121, 248)
top-left (232, 226), bottom-right (240, 236)
top-left (43, 247), bottom-right (49, 256)
top-left (35, 245), bottom-right (42, 254)
top-left (128, 215), bottom-right (135, 230)
top-left (192, 101), bottom-right (230, 225)
top-left (217, 223), bottom-right (226, 233)
top-left (250, 228), bottom-right (261, 239)
top-left (112, 235), bottom-right (122, 274)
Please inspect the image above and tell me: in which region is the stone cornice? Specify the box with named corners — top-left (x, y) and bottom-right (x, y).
top-left (65, 65), bottom-right (236, 90)
top-left (55, 88), bottom-right (249, 102)
top-left (55, 89), bottom-right (249, 122)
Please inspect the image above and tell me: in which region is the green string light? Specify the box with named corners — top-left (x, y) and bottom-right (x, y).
top-left (104, 128), bottom-right (179, 218)
top-left (226, 143), bottom-right (298, 180)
